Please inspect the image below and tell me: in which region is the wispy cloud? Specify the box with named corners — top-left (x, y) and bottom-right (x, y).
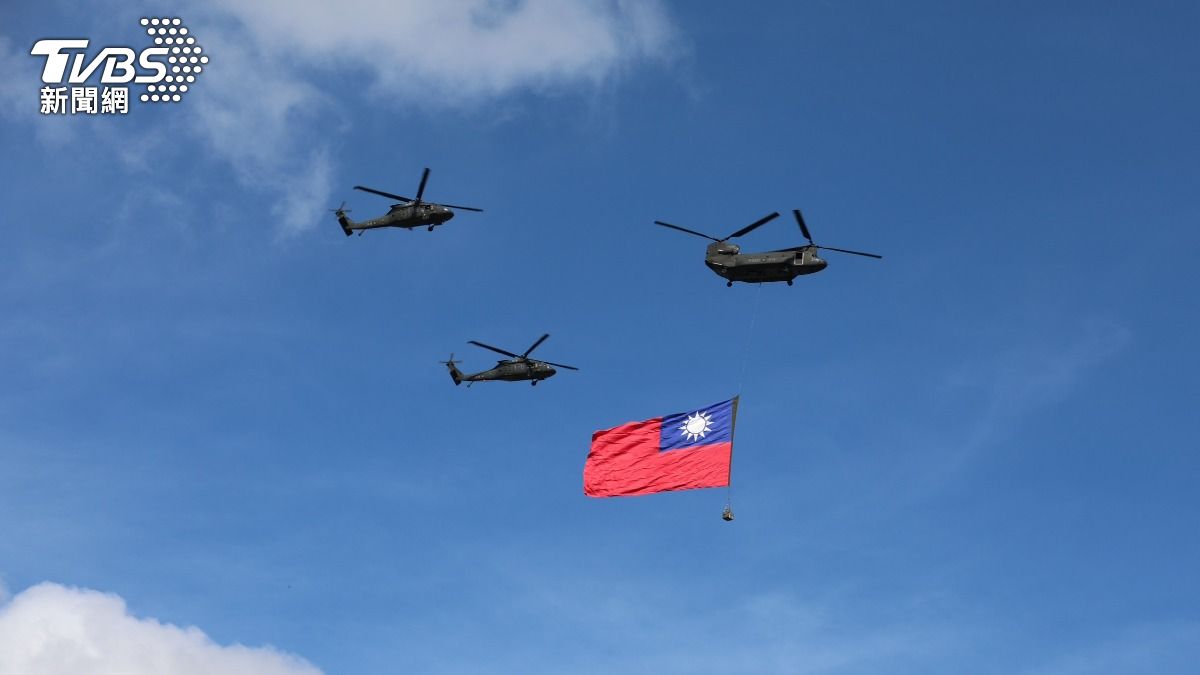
top-left (4, 2), bottom-right (679, 236)
top-left (0, 36), bottom-right (76, 145)
top-left (477, 576), bottom-right (959, 674)
top-left (180, 27), bottom-right (336, 238)
top-left (810, 318), bottom-right (1136, 515)
top-left (1021, 621), bottom-right (1200, 675)
top-left (0, 37), bottom-right (27, 118)
top-left (0, 582), bottom-right (323, 675)
top-left (640, 590), bottom-right (952, 674)
top-left (939, 318), bottom-right (1132, 467)
top-left (208, 0), bottom-right (678, 102)
top-left (183, 0), bottom-right (678, 235)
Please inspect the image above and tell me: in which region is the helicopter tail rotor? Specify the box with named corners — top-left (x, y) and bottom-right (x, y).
top-left (442, 353), bottom-right (464, 385)
top-left (331, 202), bottom-right (354, 236)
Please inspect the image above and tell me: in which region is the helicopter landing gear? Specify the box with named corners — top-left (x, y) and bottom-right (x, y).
top-left (726, 280), bottom-right (733, 287)
top-left (787, 279), bottom-right (793, 286)
top-left (530, 380), bottom-right (538, 386)
top-left (428, 225), bottom-right (436, 232)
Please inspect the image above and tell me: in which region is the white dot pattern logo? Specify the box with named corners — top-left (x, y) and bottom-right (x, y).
top-left (139, 17), bottom-right (207, 105)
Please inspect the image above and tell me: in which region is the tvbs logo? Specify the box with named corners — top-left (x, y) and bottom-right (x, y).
top-left (32, 40), bottom-right (169, 85)
top-left (31, 17), bottom-right (207, 114)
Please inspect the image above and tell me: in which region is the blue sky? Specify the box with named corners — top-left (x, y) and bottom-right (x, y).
top-left (1, 1), bottom-right (1198, 673)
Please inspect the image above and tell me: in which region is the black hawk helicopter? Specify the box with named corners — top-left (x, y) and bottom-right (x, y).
top-left (444, 334), bottom-right (578, 386)
top-left (654, 209), bottom-right (881, 286)
top-left (333, 167), bottom-right (483, 236)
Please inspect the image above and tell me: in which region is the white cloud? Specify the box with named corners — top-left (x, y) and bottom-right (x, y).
top-left (0, 582), bottom-right (322, 675)
top-left (1022, 622), bottom-right (1200, 675)
top-left (948, 319), bottom-right (1131, 459)
top-left (0, 36), bottom-right (77, 145)
top-left (0, 37), bottom-right (27, 118)
top-left (4, 2), bottom-right (677, 236)
top-left (180, 28), bottom-right (336, 238)
top-left (462, 561), bottom-right (958, 675)
top-left (208, 0), bottom-right (678, 101)
top-left (865, 318), bottom-right (1133, 497)
top-left (181, 0), bottom-right (676, 235)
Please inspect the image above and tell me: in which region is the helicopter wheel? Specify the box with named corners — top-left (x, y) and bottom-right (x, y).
top-left (726, 281), bottom-right (733, 288)
top-left (787, 279), bottom-right (793, 286)
top-left (531, 380), bottom-right (538, 386)
top-left (427, 225), bottom-right (435, 232)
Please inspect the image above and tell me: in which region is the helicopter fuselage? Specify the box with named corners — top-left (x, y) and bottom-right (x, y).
top-left (704, 242), bottom-right (827, 285)
top-left (463, 360), bottom-right (558, 383)
top-left (356, 203), bottom-right (456, 231)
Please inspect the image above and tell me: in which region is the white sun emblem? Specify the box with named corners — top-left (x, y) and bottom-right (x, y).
top-left (679, 410), bottom-right (713, 442)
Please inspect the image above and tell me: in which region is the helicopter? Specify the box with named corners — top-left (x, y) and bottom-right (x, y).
top-left (333, 167), bottom-right (483, 236)
top-left (444, 333), bottom-right (578, 387)
top-left (654, 209), bottom-right (881, 286)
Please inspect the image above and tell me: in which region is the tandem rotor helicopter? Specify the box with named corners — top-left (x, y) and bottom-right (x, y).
top-left (654, 209), bottom-right (881, 286)
top-left (333, 167), bottom-right (483, 236)
top-left (444, 334), bottom-right (579, 387)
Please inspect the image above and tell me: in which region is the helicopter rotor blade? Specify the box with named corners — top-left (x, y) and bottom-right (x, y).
top-left (522, 333), bottom-right (550, 358)
top-left (468, 340), bottom-right (521, 359)
top-left (354, 185), bottom-right (413, 202)
top-left (414, 167), bottom-right (430, 204)
top-left (816, 245), bottom-right (883, 259)
top-left (436, 202), bottom-right (484, 212)
top-left (725, 211), bottom-right (780, 240)
top-left (653, 220), bottom-right (721, 242)
top-left (539, 360), bottom-right (579, 371)
top-left (793, 209), bottom-right (814, 244)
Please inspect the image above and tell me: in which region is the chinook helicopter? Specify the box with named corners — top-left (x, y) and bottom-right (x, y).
top-left (333, 167), bottom-right (483, 236)
top-left (654, 209), bottom-right (881, 286)
top-left (444, 333), bottom-right (578, 386)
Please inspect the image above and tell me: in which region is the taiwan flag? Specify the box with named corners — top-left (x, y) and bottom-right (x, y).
top-left (584, 397), bottom-right (738, 497)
